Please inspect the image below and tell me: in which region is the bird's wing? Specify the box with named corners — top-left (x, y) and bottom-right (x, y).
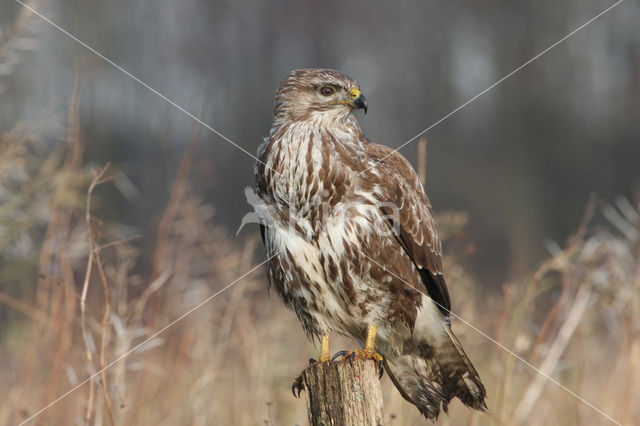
top-left (363, 142), bottom-right (451, 315)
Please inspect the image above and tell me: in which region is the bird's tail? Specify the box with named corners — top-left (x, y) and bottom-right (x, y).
top-left (383, 326), bottom-right (487, 421)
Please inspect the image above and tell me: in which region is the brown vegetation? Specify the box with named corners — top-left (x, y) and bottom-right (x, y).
top-left (0, 99), bottom-right (638, 425)
top-left (0, 10), bottom-right (638, 422)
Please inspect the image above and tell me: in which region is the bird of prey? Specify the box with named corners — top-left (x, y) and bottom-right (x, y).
top-left (254, 68), bottom-right (487, 420)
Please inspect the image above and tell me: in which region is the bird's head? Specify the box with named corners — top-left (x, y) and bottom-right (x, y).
top-left (273, 68), bottom-right (367, 126)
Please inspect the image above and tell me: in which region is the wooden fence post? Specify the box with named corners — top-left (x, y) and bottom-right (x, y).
top-left (302, 358), bottom-right (384, 426)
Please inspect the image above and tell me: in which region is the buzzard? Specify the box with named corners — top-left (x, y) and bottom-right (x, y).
top-left (255, 68), bottom-right (487, 420)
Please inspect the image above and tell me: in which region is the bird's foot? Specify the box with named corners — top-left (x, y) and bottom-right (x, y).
top-left (291, 375), bottom-right (304, 398)
top-left (290, 357), bottom-right (326, 398)
top-left (332, 349), bottom-right (385, 379)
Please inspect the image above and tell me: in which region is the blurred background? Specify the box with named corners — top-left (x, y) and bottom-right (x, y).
top-left (1, 0), bottom-right (638, 425)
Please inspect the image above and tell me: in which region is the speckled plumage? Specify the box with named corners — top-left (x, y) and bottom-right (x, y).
top-left (255, 68), bottom-right (487, 420)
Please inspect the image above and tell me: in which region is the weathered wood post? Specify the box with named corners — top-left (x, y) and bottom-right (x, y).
top-left (302, 359), bottom-right (384, 426)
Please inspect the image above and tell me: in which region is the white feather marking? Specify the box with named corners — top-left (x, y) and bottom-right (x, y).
top-left (413, 295), bottom-right (448, 344)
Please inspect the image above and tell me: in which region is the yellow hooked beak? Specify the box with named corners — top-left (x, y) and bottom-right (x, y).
top-left (349, 88), bottom-right (368, 114)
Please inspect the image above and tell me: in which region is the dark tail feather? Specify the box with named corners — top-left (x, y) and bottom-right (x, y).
top-left (384, 327), bottom-right (487, 421)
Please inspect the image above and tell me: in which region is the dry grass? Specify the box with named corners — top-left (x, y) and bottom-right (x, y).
top-left (0, 49), bottom-right (638, 426)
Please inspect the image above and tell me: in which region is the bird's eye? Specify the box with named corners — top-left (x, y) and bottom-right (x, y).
top-left (319, 86), bottom-right (335, 96)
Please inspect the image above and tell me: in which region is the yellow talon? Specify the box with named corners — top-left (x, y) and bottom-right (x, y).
top-left (291, 334), bottom-right (331, 397)
top-left (364, 324), bottom-right (377, 352)
top-left (338, 348), bottom-right (383, 363)
top-left (331, 325), bottom-right (385, 378)
top-left (319, 334), bottom-right (331, 362)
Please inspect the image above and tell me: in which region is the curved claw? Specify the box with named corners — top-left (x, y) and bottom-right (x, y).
top-left (347, 351), bottom-right (356, 367)
top-left (332, 350), bottom-right (356, 366)
top-left (331, 350), bottom-right (349, 362)
top-left (332, 349), bottom-right (384, 377)
top-left (291, 376), bottom-right (304, 398)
